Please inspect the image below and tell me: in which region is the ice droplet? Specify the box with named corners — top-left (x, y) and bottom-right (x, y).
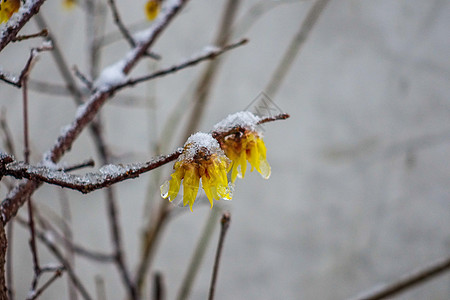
top-left (160, 180), bottom-right (169, 199)
top-left (259, 160), bottom-right (271, 179)
top-left (223, 182), bottom-right (234, 201)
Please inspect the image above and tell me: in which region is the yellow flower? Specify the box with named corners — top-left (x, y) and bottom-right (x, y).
top-left (0, 0), bottom-right (20, 24)
top-left (161, 133), bottom-right (232, 211)
top-left (213, 112), bottom-right (271, 182)
top-left (62, 0), bottom-right (76, 10)
top-left (145, 0), bottom-right (160, 21)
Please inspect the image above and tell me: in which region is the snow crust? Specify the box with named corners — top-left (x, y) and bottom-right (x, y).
top-left (94, 60), bottom-right (127, 89)
top-left (213, 111), bottom-right (261, 132)
top-left (179, 132), bottom-right (224, 161)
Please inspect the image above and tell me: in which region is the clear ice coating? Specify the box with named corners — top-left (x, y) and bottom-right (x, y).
top-left (259, 159), bottom-right (271, 179)
top-left (160, 180), bottom-right (169, 199)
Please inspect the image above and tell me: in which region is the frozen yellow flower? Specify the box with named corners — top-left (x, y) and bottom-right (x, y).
top-left (161, 132), bottom-right (232, 211)
top-left (0, 0), bottom-right (20, 24)
top-left (145, 0), bottom-right (160, 21)
top-left (213, 111), bottom-right (271, 182)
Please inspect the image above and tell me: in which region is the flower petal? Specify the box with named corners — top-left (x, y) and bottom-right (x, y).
top-left (183, 167), bottom-right (200, 211)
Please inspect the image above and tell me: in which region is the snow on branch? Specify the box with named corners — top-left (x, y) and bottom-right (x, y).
top-left (0, 113), bottom-right (288, 195)
top-left (0, 42), bottom-right (53, 87)
top-left (113, 38), bottom-right (248, 90)
top-left (0, 0), bottom-right (47, 52)
top-left (0, 150), bottom-right (182, 193)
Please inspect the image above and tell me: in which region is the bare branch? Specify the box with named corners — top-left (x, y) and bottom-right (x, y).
top-left (182, 0), bottom-right (241, 141)
top-left (27, 267), bottom-right (64, 300)
top-left (12, 29), bottom-right (48, 42)
top-left (153, 272), bottom-right (166, 300)
top-left (257, 113), bottom-right (290, 125)
top-left (73, 66), bottom-right (94, 91)
top-left (15, 217), bottom-right (93, 300)
top-left (34, 13), bottom-right (84, 104)
top-left (114, 38), bottom-right (248, 91)
top-left (1, 3), bottom-right (249, 224)
top-left (350, 255), bottom-right (450, 300)
top-left (177, 207), bottom-right (221, 300)
top-left (208, 212), bottom-right (231, 300)
top-left (106, 0), bottom-right (160, 59)
top-left (122, 0), bottom-right (190, 74)
top-left (0, 45), bottom-right (53, 88)
top-left (62, 159), bottom-right (95, 172)
top-left (34, 211), bottom-right (115, 263)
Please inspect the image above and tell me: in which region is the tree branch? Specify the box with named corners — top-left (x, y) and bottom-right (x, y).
top-left (350, 255), bottom-right (450, 300)
top-left (0, 0), bottom-right (48, 52)
top-left (1, 149), bottom-right (182, 193)
top-left (0, 32), bottom-right (246, 224)
top-left (208, 212), bottom-right (231, 300)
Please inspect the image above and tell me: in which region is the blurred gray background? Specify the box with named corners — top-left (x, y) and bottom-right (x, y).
top-left (1, 0), bottom-right (450, 299)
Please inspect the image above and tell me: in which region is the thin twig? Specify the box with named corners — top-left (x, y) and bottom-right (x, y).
top-left (12, 29), bottom-right (48, 42)
top-left (257, 113), bottom-right (290, 125)
top-left (208, 212), bottom-right (231, 300)
top-left (73, 66), bottom-right (94, 91)
top-left (177, 207), bottom-right (221, 300)
top-left (152, 272), bottom-right (165, 300)
top-left (34, 211), bottom-right (115, 263)
top-left (27, 194), bottom-right (41, 291)
top-left (115, 38), bottom-right (248, 91)
top-left (15, 217), bottom-right (94, 300)
top-left (34, 13), bottom-right (84, 104)
top-left (135, 206), bottom-right (171, 295)
top-left (107, 0), bottom-right (136, 47)
top-left (122, 0), bottom-right (189, 74)
top-left (58, 190), bottom-right (77, 300)
top-left (0, 109), bottom-right (16, 156)
top-left (62, 159), bottom-right (95, 172)
top-left (0, 45), bottom-right (53, 88)
top-left (28, 80), bottom-right (75, 96)
top-left (265, 0), bottom-right (330, 96)
top-left (27, 267), bottom-right (65, 300)
top-left (350, 255), bottom-right (450, 300)
top-left (21, 59), bottom-right (42, 292)
top-left (6, 221), bottom-right (14, 300)
top-left (22, 79), bottom-right (30, 164)
top-left (233, 0), bottom-right (301, 37)
top-left (106, 0), bottom-right (159, 60)
top-left (105, 187), bottom-right (137, 299)
top-left (182, 0), bottom-right (241, 140)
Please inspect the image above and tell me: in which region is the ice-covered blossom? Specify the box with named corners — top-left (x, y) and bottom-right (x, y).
top-left (145, 0), bottom-right (160, 21)
top-left (213, 111), bottom-right (271, 182)
top-left (0, 0), bottom-right (20, 24)
top-left (161, 132), bottom-right (232, 211)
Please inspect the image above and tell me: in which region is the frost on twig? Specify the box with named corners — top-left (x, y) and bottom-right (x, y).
top-left (0, 113), bottom-right (289, 195)
top-left (1, 150), bottom-right (182, 193)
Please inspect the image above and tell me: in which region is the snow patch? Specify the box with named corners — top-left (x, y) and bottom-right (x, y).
top-left (213, 111), bottom-right (261, 132)
top-left (180, 132), bottom-right (224, 161)
top-left (94, 60), bottom-right (127, 89)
